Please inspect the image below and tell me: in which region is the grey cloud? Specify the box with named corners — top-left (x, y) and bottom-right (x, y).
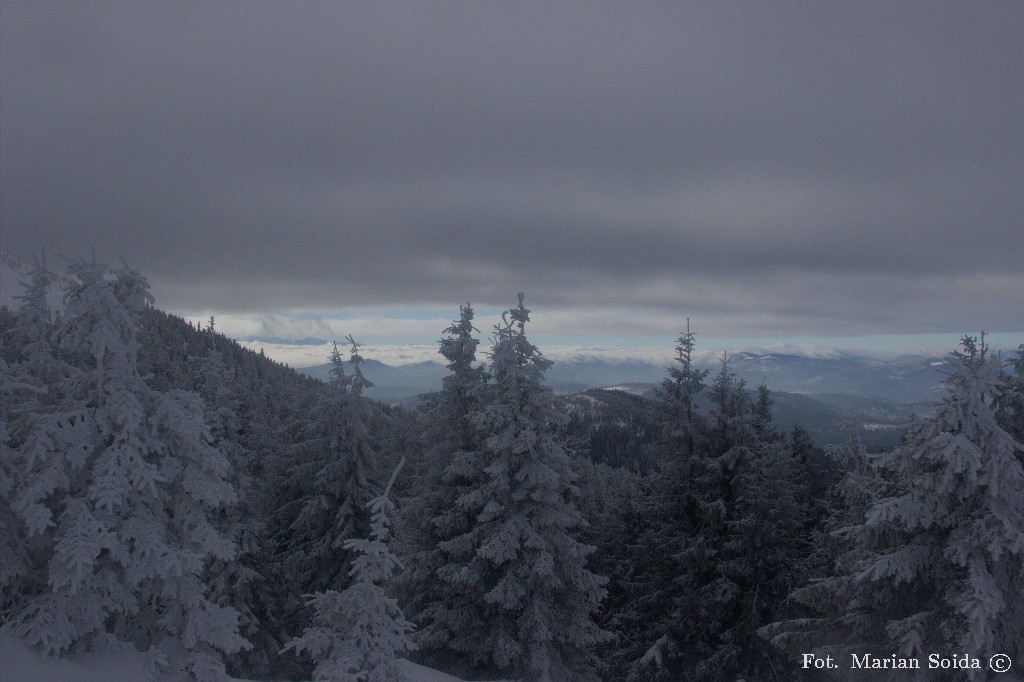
top-left (2, 1), bottom-right (1022, 338)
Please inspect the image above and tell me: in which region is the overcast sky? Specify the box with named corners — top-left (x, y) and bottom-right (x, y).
top-left (2, 2), bottom-right (1022, 361)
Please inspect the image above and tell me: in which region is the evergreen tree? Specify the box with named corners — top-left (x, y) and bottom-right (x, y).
top-left (707, 352), bottom-right (753, 455)
top-left (270, 338), bottom-right (378, 632)
top-left (763, 335), bottom-right (1024, 679)
top-left (3, 251), bottom-right (64, 383)
top-left (433, 303), bottom-right (486, 452)
top-left (789, 424), bottom-right (815, 469)
top-left (402, 304), bottom-right (487, 659)
top-left (131, 300), bottom-right (332, 679)
top-left (190, 320), bottom-right (279, 678)
top-left (591, 469), bottom-right (660, 679)
top-left (0, 253), bottom-right (63, 619)
top-left (656, 320), bottom-right (709, 460)
top-left (753, 383), bottom-right (779, 442)
top-left (428, 294), bottom-right (610, 681)
top-left (628, 344), bottom-right (811, 681)
top-left (2, 260), bottom-right (247, 680)
top-left (603, 323), bottom-right (709, 678)
top-left (0, 350), bottom-right (40, 623)
top-left (287, 459), bottom-right (416, 681)
top-left (996, 343), bottom-right (1024, 443)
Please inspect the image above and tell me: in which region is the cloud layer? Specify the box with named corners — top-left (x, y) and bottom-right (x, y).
top-left (3, 2), bottom-right (1022, 340)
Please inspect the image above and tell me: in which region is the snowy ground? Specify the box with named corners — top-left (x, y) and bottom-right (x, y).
top-left (0, 636), bottom-right (469, 682)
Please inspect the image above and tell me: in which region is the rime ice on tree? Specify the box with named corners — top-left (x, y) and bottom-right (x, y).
top-left (2, 260), bottom-right (248, 681)
top-left (287, 458), bottom-right (416, 681)
top-left (403, 304), bottom-right (486, 653)
top-left (1, 252), bottom-right (63, 618)
top-left (764, 335), bottom-right (1024, 677)
top-left (272, 338), bottom-right (377, 601)
top-left (429, 293), bottom-right (611, 682)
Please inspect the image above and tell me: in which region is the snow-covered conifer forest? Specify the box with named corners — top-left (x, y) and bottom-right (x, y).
top-left (1, 259), bottom-right (1022, 682)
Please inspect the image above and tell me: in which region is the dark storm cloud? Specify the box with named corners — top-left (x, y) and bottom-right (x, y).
top-left (2, 2), bottom-right (1022, 336)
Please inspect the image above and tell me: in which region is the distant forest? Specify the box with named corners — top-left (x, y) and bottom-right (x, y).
top-left (2, 258), bottom-right (1022, 681)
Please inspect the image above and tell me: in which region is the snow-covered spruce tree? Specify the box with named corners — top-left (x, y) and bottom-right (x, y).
top-left (189, 320), bottom-right (280, 678)
top-left (400, 304), bottom-right (487, 658)
top-left (706, 351), bottom-right (754, 455)
top-left (599, 323), bottom-right (708, 677)
top-left (287, 458), bottom-right (416, 681)
top-left (0, 350), bottom-right (32, 621)
top-left (752, 382), bottom-right (779, 443)
top-left (691, 376), bottom-right (811, 682)
top-left (0, 253), bottom-right (64, 619)
top-left (763, 335), bottom-right (1024, 679)
top-left (270, 337), bottom-right (377, 631)
top-left (2, 260), bottom-right (248, 680)
top-left (573, 454), bottom-right (643, 678)
top-left (758, 427), bottom-right (888, 671)
top-left (657, 320), bottom-right (709, 460)
top-left (699, 435), bottom-right (812, 678)
top-left (430, 294), bottom-right (611, 681)
top-left (2, 251), bottom-right (65, 387)
top-left (627, 349), bottom-right (811, 681)
top-left (132, 304), bottom-right (326, 678)
top-left (432, 303), bottom-right (486, 452)
top-left (996, 343), bottom-right (1024, 443)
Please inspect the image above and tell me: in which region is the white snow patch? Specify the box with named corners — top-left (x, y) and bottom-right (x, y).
top-left (398, 659), bottom-right (479, 681)
top-left (863, 423), bottom-right (906, 431)
top-left (605, 384), bottom-right (647, 395)
top-left (0, 636), bottom-right (477, 682)
top-left (0, 636), bottom-right (149, 682)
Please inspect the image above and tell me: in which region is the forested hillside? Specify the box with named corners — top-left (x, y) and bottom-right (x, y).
top-left (2, 259), bottom-right (1022, 681)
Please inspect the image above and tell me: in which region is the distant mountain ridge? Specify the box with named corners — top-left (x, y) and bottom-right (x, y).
top-left (292, 350), bottom-right (967, 449)
top-left (299, 359), bottom-right (448, 403)
top-left (720, 351), bottom-right (951, 404)
top-left (297, 351), bottom-right (953, 406)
